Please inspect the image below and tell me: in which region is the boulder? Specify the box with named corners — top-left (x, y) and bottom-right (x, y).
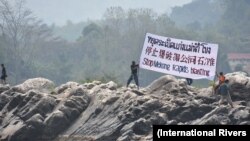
top-left (106, 81), bottom-right (118, 90)
top-left (226, 72), bottom-right (250, 101)
top-left (0, 84), bottom-right (10, 93)
top-left (54, 81), bottom-right (80, 94)
top-left (12, 78), bottom-right (55, 93)
top-left (146, 75), bottom-right (177, 93)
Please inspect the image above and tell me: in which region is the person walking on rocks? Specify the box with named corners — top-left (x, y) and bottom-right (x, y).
top-left (218, 79), bottom-right (234, 108)
top-left (127, 61), bottom-right (139, 89)
top-left (1, 64), bottom-right (7, 84)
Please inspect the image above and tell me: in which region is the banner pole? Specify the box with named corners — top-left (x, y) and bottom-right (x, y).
top-left (138, 65), bottom-right (140, 90)
top-left (137, 33), bottom-right (147, 90)
top-left (212, 44), bottom-right (219, 95)
top-left (212, 72), bottom-right (216, 95)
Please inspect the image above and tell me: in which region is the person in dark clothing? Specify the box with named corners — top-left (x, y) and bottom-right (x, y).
top-left (127, 61), bottom-right (139, 89)
top-left (1, 64), bottom-right (7, 84)
top-left (186, 78), bottom-right (193, 85)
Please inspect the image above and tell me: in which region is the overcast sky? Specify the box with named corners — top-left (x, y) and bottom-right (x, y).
top-left (26, 0), bottom-right (192, 26)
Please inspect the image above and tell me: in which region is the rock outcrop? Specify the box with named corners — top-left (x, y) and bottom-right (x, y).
top-left (0, 72), bottom-right (249, 141)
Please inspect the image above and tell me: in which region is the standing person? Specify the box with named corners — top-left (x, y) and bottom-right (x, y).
top-left (127, 61), bottom-right (139, 89)
top-left (214, 72), bottom-right (225, 92)
top-left (186, 78), bottom-right (193, 85)
top-left (1, 64), bottom-right (7, 84)
top-left (218, 79), bottom-right (234, 108)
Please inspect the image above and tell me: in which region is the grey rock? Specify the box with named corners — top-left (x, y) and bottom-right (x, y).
top-left (54, 81), bottom-right (79, 94)
top-left (0, 73), bottom-right (249, 141)
top-left (0, 84), bottom-right (10, 93)
top-left (226, 72), bottom-right (250, 101)
top-left (106, 81), bottom-right (118, 90)
top-left (12, 78), bottom-right (55, 93)
top-left (0, 93), bottom-right (10, 111)
top-left (85, 83), bottom-right (96, 89)
top-left (132, 118), bottom-right (151, 135)
top-left (44, 110), bottom-right (70, 136)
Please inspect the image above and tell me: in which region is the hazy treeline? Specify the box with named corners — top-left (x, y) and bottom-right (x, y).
top-left (0, 0), bottom-right (250, 86)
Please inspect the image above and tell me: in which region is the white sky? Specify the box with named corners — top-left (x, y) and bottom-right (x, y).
top-left (26, 0), bottom-right (192, 26)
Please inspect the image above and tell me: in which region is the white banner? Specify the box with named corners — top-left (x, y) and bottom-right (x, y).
top-left (139, 33), bottom-right (218, 80)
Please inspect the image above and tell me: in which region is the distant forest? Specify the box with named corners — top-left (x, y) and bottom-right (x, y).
top-left (0, 0), bottom-right (250, 86)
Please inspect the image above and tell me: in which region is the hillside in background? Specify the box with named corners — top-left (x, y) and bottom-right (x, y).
top-left (52, 21), bottom-right (87, 41)
top-left (170, 0), bottom-right (224, 28)
top-left (1, 0), bottom-right (250, 87)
